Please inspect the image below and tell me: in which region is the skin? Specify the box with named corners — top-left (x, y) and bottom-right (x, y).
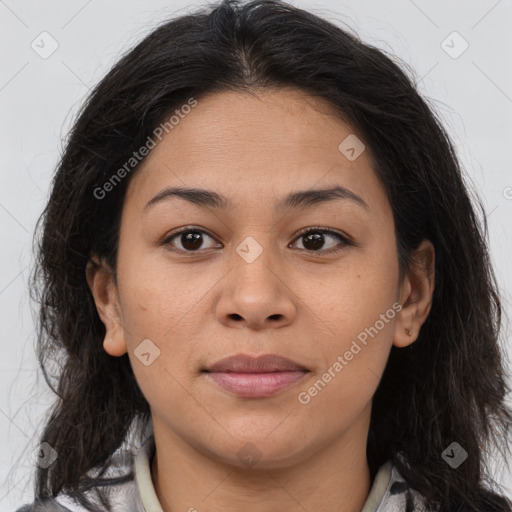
top-left (87, 87), bottom-right (435, 512)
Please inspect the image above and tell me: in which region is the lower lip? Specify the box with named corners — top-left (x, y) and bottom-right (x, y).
top-left (204, 371), bottom-right (308, 398)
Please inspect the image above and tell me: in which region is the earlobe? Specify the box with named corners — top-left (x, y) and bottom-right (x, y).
top-left (393, 240), bottom-right (435, 348)
top-left (86, 256), bottom-right (127, 357)
top-left (103, 336), bottom-right (128, 357)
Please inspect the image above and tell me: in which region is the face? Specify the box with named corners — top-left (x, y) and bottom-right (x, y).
top-left (88, 87), bottom-right (434, 469)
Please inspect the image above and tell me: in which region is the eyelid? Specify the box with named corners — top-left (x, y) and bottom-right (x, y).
top-left (292, 225), bottom-right (353, 244)
top-left (161, 225), bottom-right (220, 251)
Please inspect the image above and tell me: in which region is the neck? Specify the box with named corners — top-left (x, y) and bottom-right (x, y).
top-left (150, 409), bottom-right (372, 512)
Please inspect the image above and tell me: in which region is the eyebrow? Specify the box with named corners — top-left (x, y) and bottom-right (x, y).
top-left (143, 184), bottom-right (368, 213)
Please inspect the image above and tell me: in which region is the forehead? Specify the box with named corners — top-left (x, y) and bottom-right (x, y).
top-left (124, 87), bottom-right (386, 214)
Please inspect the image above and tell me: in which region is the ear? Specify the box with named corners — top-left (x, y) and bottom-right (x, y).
top-left (86, 256), bottom-right (127, 357)
top-left (393, 240), bottom-right (435, 348)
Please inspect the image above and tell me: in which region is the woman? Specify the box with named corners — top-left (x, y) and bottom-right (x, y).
top-left (17, 0), bottom-right (512, 510)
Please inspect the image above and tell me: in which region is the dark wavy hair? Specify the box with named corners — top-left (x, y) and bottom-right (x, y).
top-left (27, 0), bottom-right (511, 510)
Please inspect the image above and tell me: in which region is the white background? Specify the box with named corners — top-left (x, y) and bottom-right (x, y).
top-left (1, 0), bottom-right (511, 509)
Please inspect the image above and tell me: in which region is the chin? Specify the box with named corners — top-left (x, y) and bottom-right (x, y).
top-left (204, 433), bottom-right (311, 471)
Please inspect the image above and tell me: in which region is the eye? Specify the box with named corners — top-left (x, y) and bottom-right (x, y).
top-left (162, 227), bottom-right (221, 253)
top-left (290, 227), bottom-right (353, 253)
top-left (162, 226), bottom-right (353, 254)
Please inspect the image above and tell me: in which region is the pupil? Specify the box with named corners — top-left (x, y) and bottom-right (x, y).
top-left (182, 231), bottom-right (203, 250)
top-left (304, 233), bottom-right (324, 250)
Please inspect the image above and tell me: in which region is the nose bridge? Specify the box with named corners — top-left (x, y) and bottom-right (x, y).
top-left (235, 233), bottom-right (268, 266)
top-left (232, 233), bottom-right (281, 295)
top-left (215, 232), bottom-right (296, 329)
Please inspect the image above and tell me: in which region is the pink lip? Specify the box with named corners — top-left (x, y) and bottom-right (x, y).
top-left (204, 353), bottom-right (308, 373)
top-left (203, 353), bottom-right (309, 398)
top-left (205, 371), bottom-right (307, 398)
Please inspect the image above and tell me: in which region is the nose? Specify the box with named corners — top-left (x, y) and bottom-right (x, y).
top-left (215, 245), bottom-right (297, 330)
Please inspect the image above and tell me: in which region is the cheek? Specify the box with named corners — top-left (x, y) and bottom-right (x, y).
top-left (117, 266), bottom-right (201, 417)
top-left (114, 246), bottom-right (205, 389)
top-left (299, 239), bottom-right (399, 399)
top-left (295, 307), bottom-right (395, 432)
top-left (304, 241), bottom-right (400, 341)
top-left (116, 238), bottom-right (204, 340)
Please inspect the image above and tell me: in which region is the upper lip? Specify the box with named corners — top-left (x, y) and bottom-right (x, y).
top-left (203, 353), bottom-right (309, 373)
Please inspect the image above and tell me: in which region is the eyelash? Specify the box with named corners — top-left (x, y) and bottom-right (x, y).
top-left (161, 225), bottom-right (354, 255)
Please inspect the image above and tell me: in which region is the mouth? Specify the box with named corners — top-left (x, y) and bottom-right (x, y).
top-left (202, 353), bottom-right (310, 398)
